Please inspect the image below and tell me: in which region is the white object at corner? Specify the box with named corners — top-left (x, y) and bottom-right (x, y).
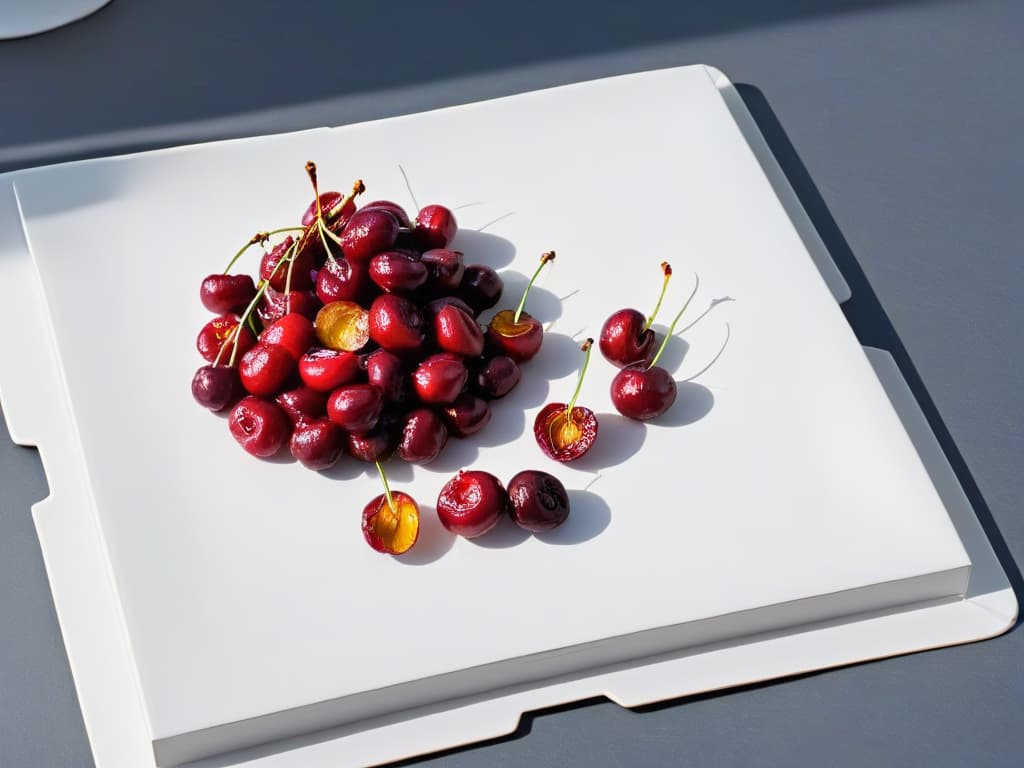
top-left (0, 0), bottom-right (111, 39)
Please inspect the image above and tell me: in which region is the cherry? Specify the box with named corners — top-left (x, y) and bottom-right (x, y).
top-left (299, 348), bottom-right (360, 392)
top-left (260, 313), bottom-right (315, 361)
top-left (200, 273), bottom-right (257, 315)
top-left (274, 385), bottom-right (328, 425)
top-left (290, 419), bottom-right (345, 470)
top-left (420, 249), bottom-right (465, 292)
top-left (260, 236), bottom-right (316, 292)
top-left (191, 365), bottom-right (243, 412)
top-left (507, 470), bottom-right (570, 532)
top-left (434, 304), bottom-right (484, 357)
top-left (412, 353), bottom-right (468, 405)
top-left (228, 396), bottom-right (291, 458)
top-left (197, 314), bottom-right (255, 364)
top-left (368, 294), bottom-right (426, 351)
top-left (436, 470), bottom-right (508, 538)
top-left (487, 251), bottom-right (554, 363)
top-left (359, 199), bottom-right (412, 229)
top-left (459, 265), bottom-right (503, 313)
top-left (442, 393), bottom-right (491, 437)
top-left (474, 355), bottom-right (521, 399)
top-left (369, 250), bottom-right (428, 293)
top-left (414, 204), bottom-right (457, 250)
top-left (534, 339), bottom-right (598, 462)
top-left (347, 421), bottom-right (398, 462)
top-left (426, 295), bottom-right (476, 319)
top-left (258, 287), bottom-right (322, 324)
top-left (364, 349), bottom-right (405, 402)
top-left (362, 461), bottom-right (419, 555)
top-left (315, 257), bottom-right (370, 305)
top-left (239, 343), bottom-right (296, 396)
top-left (315, 300), bottom-right (370, 352)
top-left (397, 408), bottom-right (448, 464)
top-left (327, 384), bottom-right (383, 432)
top-left (301, 191), bottom-right (357, 229)
top-left (599, 262), bottom-right (672, 368)
top-left (339, 208), bottom-right (399, 262)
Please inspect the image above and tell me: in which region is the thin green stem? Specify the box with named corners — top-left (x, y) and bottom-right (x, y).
top-left (317, 219), bottom-right (339, 265)
top-left (375, 460), bottom-right (396, 513)
top-left (649, 273), bottom-right (700, 369)
top-left (642, 262), bottom-right (673, 332)
top-left (226, 244), bottom-right (294, 366)
top-left (513, 251), bottom-right (555, 324)
top-left (221, 227), bottom-right (304, 274)
top-left (566, 339), bottom-right (594, 419)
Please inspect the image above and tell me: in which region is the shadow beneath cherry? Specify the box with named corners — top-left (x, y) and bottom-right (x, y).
top-left (536, 490), bottom-right (611, 545)
top-left (397, 504), bottom-right (457, 565)
top-left (468, 515), bottom-right (531, 549)
top-left (645, 324), bottom-right (690, 375)
top-left (449, 229), bottom-right (516, 270)
top-left (532, 330), bottom-right (588, 380)
top-left (571, 413), bottom-right (647, 472)
top-left (495, 270), bottom-right (563, 327)
top-left (423, 435), bottom-right (479, 474)
top-left (650, 382), bottom-right (715, 428)
top-left (471, 366), bottom-right (550, 449)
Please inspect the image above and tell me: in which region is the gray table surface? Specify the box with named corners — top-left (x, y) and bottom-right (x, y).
top-left (2, 1), bottom-right (1022, 766)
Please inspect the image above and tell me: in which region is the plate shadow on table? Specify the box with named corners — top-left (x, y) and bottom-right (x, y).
top-left (735, 83), bottom-right (1022, 627)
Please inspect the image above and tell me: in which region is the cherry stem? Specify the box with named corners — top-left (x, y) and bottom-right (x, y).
top-left (316, 218), bottom-right (340, 266)
top-left (226, 241), bottom-right (295, 366)
top-left (221, 227), bottom-right (303, 274)
top-left (642, 262), bottom-right (673, 332)
top-left (305, 161), bottom-right (322, 221)
top-left (375, 460), bottom-right (396, 514)
top-left (566, 338), bottom-right (594, 418)
top-left (648, 273), bottom-right (700, 369)
top-left (513, 251), bottom-right (555, 324)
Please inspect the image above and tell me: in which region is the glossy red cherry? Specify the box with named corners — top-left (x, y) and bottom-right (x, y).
top-left (442, 394), bottom-right (491, 437)
top-left (260, 313), bottom-right (315, 361)
top-left (238, 343), bottom-right (296, 396)
top-left (258, 287), bottom-right (321, 325)
top-left (359, 199), bottom-right (412, 229)
top-left (599, 262), bottom-right (672, 368)
top-left (533, 339), bottom-right (598, 461)
top-left (436, 470), bottom-right (508, 538)
top-left (414, 204), bottom-right (457, 250)
top-left (200, 273), bottom-right (257, 314)
top-left (434, 305), bottom-right (484, 357)
top-left (197, 314), bottom-right (255, 364)
top-left (340, 208), bottom-right (399, 262)
top-left (260, 236), bottom-right (316, 292)
top-left (364, 349), bottom-right (405, 402)
top-left (327, 384), bottom-right (384, 432)
top-left (420, 248), bottom-right (465, 292)
top-left (486, 251), bottom-right (554, 363)
top-left (274, 385), bottom-right (328, 425)
top-left (507, 470), bottom-right (570, 532)
top-left (191, 365), bottom-right (244, 412)
top-left (397, 408), bottom-right (448, 463)
top-left (610, 365), bottom-right (676, 420)
top-left (362, 462), bottom-right (419, 555)
top-left (299, 348), bottom-right (360, 392)
top-left (229, 396), bottom-right (291, 458)
top-left (474, 355), bottom-right (521, 399)
top-left (426, 295), bottom-right (476, 319)
top-left (412, 353), bottom-right (468, 405)
top-left (369, 250), bottom-right (427, 293)
top-left (368, 294), bottom-right (426, 351)
top-left (315, 257), bottom-right (370, 305)
top-left (301, 174), bottom-right (365, 230)
top-left (290, 419), bottom-right (345, 470)
top-left (459, 265), bottom-right (503, 313)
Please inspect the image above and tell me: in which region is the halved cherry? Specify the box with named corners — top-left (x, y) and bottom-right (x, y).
top-left (315, 300), bottom-right (370, 352)
top-left (486, 251), bottom-right (554, 363)
top-left (260, 313), bottom-right (315, 361)
top-left (599, 262), bottom-right (672, 368)
top-left (299, 348), bottom-right (360, 392)
top-left (534, 339), bottom-right (598, 461)
top-left (197, 314), bottom-right (255, 364)
top-left (362, 461), bottom-right (419, 555)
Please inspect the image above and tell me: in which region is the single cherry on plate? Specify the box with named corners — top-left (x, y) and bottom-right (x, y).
top-left (507, 470), bottom-right (570, 532)
top-left (610, 274), bottom-right (699, 421)
top-left (196, 314), bottom-right (255, 364)
top-left (191, 365), bottom-right (244, 412)
top-left (290, 419), bottom-right (345, 470)
top-left (414, 204), bottom-right (457, 250)
top-left (397, 408), bottom-right (448, 464)
top-left (228, 396), bottom-right (292, 458)
top-left (368, 294), bottom-right (426, 351)
top-left (200, 273), bottom-right (257, 315)
top-left (436, 470), bottom-right (508, 538)
top-left (434, 304), bottom-right (484, 357)
top-left (362, 461), bottom-right (419, 555)
top-left (599, 261), bottom-right (672, 368)
top-left (487, 251), bottom-right (554, 363)
top-left (534, 339), bottom-right (598, 462)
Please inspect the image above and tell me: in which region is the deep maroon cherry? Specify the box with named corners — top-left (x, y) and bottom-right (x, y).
top-left (327, 384), bottom-right (384, 432)
top-left (368, 294), bottom-right (426, 351)
top-left (259, 287), bottom-right (322, 324)
top-left (299, 348), bottom-right (360, 392)
top-left (442, 394), bottom-right (491, 437)
top-left (599, 262), bottom-right (672, 368)
top-left (364, 349), bottom-right (405, 402)
top-left (474, 355), bottom-right (521, 399)
top-left (301, 191), bottom-right (358, 228)
top-left (290, 419), bottom-right (345, 470)
top-left (238, 343), bottom-right (296, 396)
top-left (507, 470), bottom-right (570, 532)
top-left (315, 257), bottom-right (370, 305)
top-left (610, 365), bottom-right (676, 420)
top-left (200, 273), bottom-right (257, 314)
top-left (426, 295), bottom-right (476, 319)
top-left (397, 408), bottom-right (448, 464)
top-left (191, 365), bottom-right (244, 412)
top-left (260, 236), bottom-right (316, 291)
top-left (260, 313), bottom-right (315, 361)
top-left (369, 250), bottom-right (428, 293)
top-left (359, 199), bottom-right (412, 229)
top-left (412, 353), bottom-right (468, 405)
top-left (414, 204), bottom-right (457, 250)
top-left (339, 208), bottom-right (399, 262)
top-left (275, 385), bottom-right (328, 425)
top-left (533, 339), bottom-right (598, 462)
top-left (459, 265), bottom-right (503, 313)
top-left (197, 314), bottom-right (255, 364)
top-left (434, 305), bottom-right (484, 357)
top-left (229, 396), bottom-right (291, 458)
top-left (486, 251), bottom-right (554, 363)
top-left (347, 419), bottom-right (399, 462)
top-left (436, 470), bottom-right (509, 538)
top-left (420, 248), bottom-right (465, 292)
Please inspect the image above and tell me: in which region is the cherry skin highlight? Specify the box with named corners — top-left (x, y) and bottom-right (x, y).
top-left (339, 208), bottom-right (399, 262)
top-left (610, 364), bottom-right (677, 420)
top-left (368, 294), bottom-right (426, 351)
top-left (260, 313), bottom-right (315, 361)
top-left (434, 305), bottom-right (484, 357)
top-left (228, 396), bottom-right (291, 458)
top-left (442, 394), bottom-right (491, 437)
top-left (436, 470), bottom-right (509, 538)
top-left (238, 343), bottom-right (296, 396)
top-left (327, 384), bottom-right (384, 433)
top-left (414, 204), bottom-right (457, 250)
top-left (397, 408), bottom-right (448, 464)
top-left (412, 353), bottom-right (468, 405)
top-left (274, 385), bottom-right (328, 426)
top-left (299, 348), bottom-right (360, 392)
top-left (289, 419), bottom-right (345, 470)
top-left (599, 308), bottom-right (656, 369)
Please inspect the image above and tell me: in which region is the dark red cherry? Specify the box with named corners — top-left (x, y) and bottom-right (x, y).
top-left (364, 349), bottom-right (405, 402)
top-left (459, 265), bottom-right (503, 313)
top-left (274, 385), bottom-right (328, 425)
top-left (534, 403), bottom-right (598, 462)
top-left (436, 470), bottom-right (508, 538)
top-left (486, 310), bottom-right (543, 363)
top-left (238, 343), bottom-right (296, 396)
top-left (191, 365), bottom-right (244, 412)
top-left (290, 419), bottom-right (345, 470)
top-left (200, 273), bottom-right (257, 314)
top-left (426, 295), bottom-right (476, 319)
top-left (347, 421), bottom-right (398, 462)
top-left (368, 294), bottom-right (426, 351)
top-left (260, 313), bottom-right (315, 361)
top-left (474, 355), bottom-right (521, 399)
top-left (360, 200), bottom-right (412, 229)
top-left (397, 408), bottom-right (448, 464)
top-left (339, 209), bottom-right (399, 262)
top-left (316, 257), bottom-right (371, 306)
top-left (229, 396), bottom-right (291, 458)
top-left (301, 191), bottom-right (357, 227)
top-left (412, 353), bottom-right (468, 405)
top-left (420, 248), bottom-right (465, 292)
top-left (414, 204), bottom-right (457, 250)
top-left (327, 384), bottom-right (384, 432)
top-left (610, 364), bottom-right (677, 420)
top-left (507, 470), bottom-right (570, 532)
top-left (369, 250), bottom-right (428, 293)
top-left (260, 236), bottom-right (316, 291)
top-left (599, 308), bottom-right (656, 369)
top-left (299, 348), bottom-right (360, 392)
top-left (434, 305), bottom-right (484, 357)
top-left (442, 394), bottom-right (491, 437)
top-left (197, 314), bottom-right (255, 364)
top-left (258, 287), bottom-right (321, 324)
